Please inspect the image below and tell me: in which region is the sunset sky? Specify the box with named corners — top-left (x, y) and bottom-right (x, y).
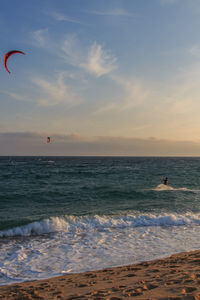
top-left (1, 0), bottom-right (200, 155)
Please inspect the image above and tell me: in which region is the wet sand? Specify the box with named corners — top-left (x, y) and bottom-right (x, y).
top-left (0, 250), bottom-right (200, 299)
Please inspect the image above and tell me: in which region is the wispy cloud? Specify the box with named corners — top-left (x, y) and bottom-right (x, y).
top-left (111, 75), bottom-right (148, 108)
top-left (60, 34), bottom-right (83, 67)
top-left (32, 28), bottom-right (49, 48)
top-left (166, 61), bottom-right (200, 114)
top-left (61, 35), bottom-right (117, 77)
top-left (31, 72), bottom-right (80, 106)
top-left (4, 92), bottom-right (28, 102)
top-left (95, 75), bottom-right (148, 113)
top-left (88, 8), bottom-right (136, 17)
top-left (6, 72), bottom-right (80, 107)
top-left (159, 0), bottom-right (179, 4)
top-left (82, 42), bottom-right (117, 77)
top-left (31, 30), bottom-right (117, 77)
top-left (140, 58), bottom-right (200, 141)
top-left (47, 11), bottom-right (83, 24)
top-left (189, 44), bottom-right (200, 58)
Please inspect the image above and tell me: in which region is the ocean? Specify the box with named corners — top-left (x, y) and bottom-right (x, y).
top-left (0, 156), bottom-right (200, 285)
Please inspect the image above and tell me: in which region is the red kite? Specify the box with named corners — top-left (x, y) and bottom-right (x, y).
top-left (4, 50), bottom-right (25, 74)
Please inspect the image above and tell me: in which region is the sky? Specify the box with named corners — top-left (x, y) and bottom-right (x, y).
top-left (1, 0), bottom-right (200, 155)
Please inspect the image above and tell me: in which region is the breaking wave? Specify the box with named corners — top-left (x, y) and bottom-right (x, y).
top-left (1, 213), bottom-right (200, 238)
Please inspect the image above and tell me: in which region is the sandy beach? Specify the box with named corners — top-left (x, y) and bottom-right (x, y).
top-left (0, 250), bottom-right (200, 299)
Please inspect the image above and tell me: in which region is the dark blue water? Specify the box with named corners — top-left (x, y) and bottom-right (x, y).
top-left (1, 156), bottom-right (200, 231)
top-left (0, 156), bottom-right (200, 284)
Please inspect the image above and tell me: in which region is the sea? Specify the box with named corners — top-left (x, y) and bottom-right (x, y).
top-left (1, 156), bottom-right (200, 285)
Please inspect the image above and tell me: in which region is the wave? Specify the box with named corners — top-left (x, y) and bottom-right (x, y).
top-left (0, 217), bottom-right (69, 238)
top-left (1, 213), bottom-right (200, 238)
top-left (152, 184), bottom-right (198, 192)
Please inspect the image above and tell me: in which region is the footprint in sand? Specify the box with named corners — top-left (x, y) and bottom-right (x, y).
top-left (143, 283), bottom-right (157, 290)
top-left (67, 295), bottom-right (84, 300)
top-left (182, 286), bottom-right (197, 294)
top-left (85, 273), bottom-right (97, 278)
top-left (126, 267), bottom-right (140, 271)
top-left (124, 273), bottom-right (136, 277)
top-left (150, 269), bottom-right (160, 273)
top-left (91, 290), bottom-right (108, 297)
top-left (75, 283), bottom-right (88, 287)
top-left (106, 297), bottom-right (123, 300)
top-left (183, 279), bottom-right (194, 284)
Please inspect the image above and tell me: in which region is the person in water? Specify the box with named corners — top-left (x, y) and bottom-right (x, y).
top-left (163, 177), bottom-right (168, 185)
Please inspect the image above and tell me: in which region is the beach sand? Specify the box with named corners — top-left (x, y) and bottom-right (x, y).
top-left (0, 250), bottom-right (200, 299)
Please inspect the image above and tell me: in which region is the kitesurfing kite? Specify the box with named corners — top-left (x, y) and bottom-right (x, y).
top-left (47, 137), bottom-right (51, 143)
top-left (4, 50), bottom-right (25, 74)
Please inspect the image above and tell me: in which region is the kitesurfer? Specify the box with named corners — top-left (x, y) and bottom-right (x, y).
top-left (163, 177), bottom-right (168, 185)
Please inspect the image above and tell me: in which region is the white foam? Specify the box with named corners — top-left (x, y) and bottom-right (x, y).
top-left (0, 217), bottom-right (70, 237)
top-left (1, 213), bottom-right (200, 238)
top-left (152, 184), bottom-right (197, 192)
top-left (0, 213), bottom-right (200, 285)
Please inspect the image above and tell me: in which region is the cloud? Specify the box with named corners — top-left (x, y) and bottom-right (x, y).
top-left (6, 72), bottom-right (80, 107)
top-left (32, 28), bottom-right (49, 48)
top-left (60, 34), bottom-right (83, 67)
top-left (112, 75), bottom-right (148, 107)
top-left (61, 36), bottom-right (117, 77)
top-left (47, 11), bottom-right (83, 24)
top-left (82, 42), bottom-right (117, 77)
top-left (88, 8), bottom-right (135, 17)
top-left (95, 75), bottom-right (148, 113)
top-left (31, 29), bottom-right (117, 77)
top-left (4, 92), bottom-right (28, 102)
top-left (159, 0), bottom-right (179, 4)
top-left (165, 61), bottom-right (200, 114)
top-left (1, 132), bottom-right (200, 156)
top-left (31, 72), bottom-right (80, 106)
top-left (189, 45), bottom-right (200, 58)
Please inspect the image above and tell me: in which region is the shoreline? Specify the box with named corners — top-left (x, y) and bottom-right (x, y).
top-left (0, 250), bottom-right (200, 299)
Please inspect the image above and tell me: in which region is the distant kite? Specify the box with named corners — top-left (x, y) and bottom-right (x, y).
top-left (47, 137), bottom-right (51, 143)
top-left (4, 50), bottom-right (25, 74)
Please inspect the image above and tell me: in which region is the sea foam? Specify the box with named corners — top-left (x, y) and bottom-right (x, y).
top-left (152, 184), bottom-right (198, 191)
top-left (0, 212), bottom-right (200, 238)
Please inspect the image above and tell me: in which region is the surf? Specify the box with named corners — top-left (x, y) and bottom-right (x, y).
top-left (152, 184), bottom-right (197, 192)
top-left (1, 212), bottom-right (200, 238)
